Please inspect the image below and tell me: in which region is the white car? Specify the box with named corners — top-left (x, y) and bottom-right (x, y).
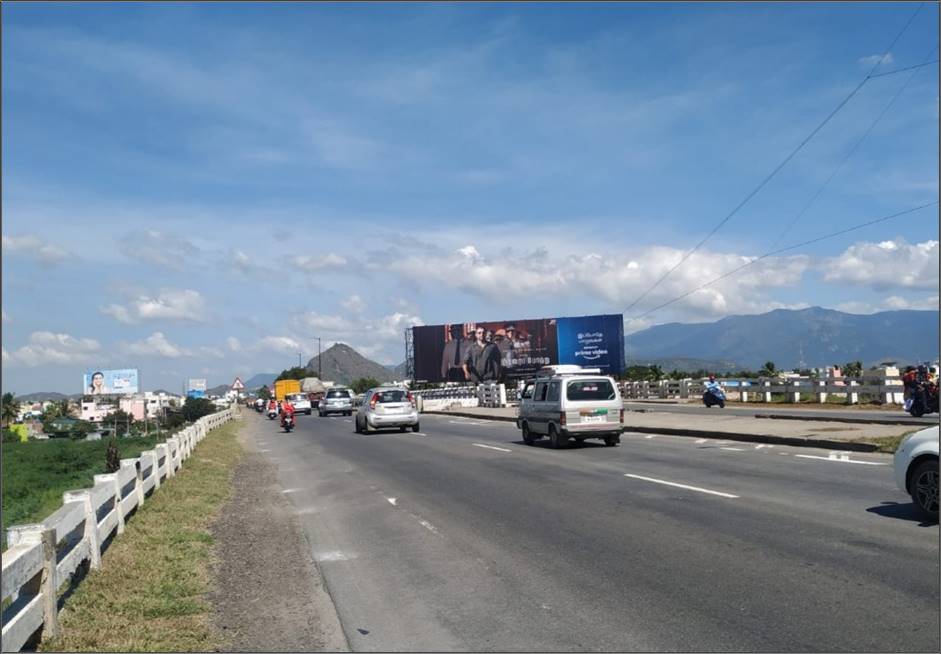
top-left (285, 393), bottom-right (312, 415)
top-left (355, 387), bottom-right (419, 433)
top-left (894, 426), bottom-right (939, 520)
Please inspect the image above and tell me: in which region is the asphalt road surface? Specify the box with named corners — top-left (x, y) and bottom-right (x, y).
top-left (250, 411), bottom-right (939, 652)
top-left (623, 401), bottom-right (937, 425)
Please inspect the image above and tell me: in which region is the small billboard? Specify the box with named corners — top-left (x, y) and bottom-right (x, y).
top-left (83, 368), bottom-right (140, 396)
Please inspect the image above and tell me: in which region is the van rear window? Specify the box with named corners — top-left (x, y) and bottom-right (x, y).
top-left (375, 390), bottom-right (408, 403)
top-left (566, 380), bottom-right (616, 401)
top-left (327, 390), bottom-right (350, 399)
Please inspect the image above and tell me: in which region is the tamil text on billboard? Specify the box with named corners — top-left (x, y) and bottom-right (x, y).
top-left (412, 314), bottom-right (624, 383)
top-left (83, 369), bottom-right (140, 396)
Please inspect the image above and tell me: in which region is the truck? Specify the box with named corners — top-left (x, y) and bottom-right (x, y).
top-left (274, 379), bottom-right (301, 401)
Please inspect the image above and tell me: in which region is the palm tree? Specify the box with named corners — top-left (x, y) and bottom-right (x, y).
top-left (1, 392), bottom-right (20, 427)
top-left (760, 361), bottom-right (777, 377)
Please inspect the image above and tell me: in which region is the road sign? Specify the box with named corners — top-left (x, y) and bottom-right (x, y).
top-left (232, 377), bottom-right (245, 390)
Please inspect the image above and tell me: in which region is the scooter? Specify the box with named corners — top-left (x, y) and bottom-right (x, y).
top-left (267, 408), bottom-right (278, 420)
top-left (281, 413), bottom-right (295, 433)
top-left (703, 385), bottom-right (726, 408)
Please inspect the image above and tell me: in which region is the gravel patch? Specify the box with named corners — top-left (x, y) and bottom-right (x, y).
top-left (210, 420), bottom-right (348, 652)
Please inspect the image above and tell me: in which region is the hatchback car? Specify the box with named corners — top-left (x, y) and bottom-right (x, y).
top-left (894, 425), bottom-right (939, 520)
top-left (319, 388), bottom-right (354, 416)
top-left (355, 387), bottom-right (419, 433)
top-left (285, 392), bottom-right (312, 415)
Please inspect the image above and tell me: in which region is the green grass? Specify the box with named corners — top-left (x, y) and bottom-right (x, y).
top-left (2, 433), bottom-right (176, 547)
top-left (40, 421), bottom-right (243, 652)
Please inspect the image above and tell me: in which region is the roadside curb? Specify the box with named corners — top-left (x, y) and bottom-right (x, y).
top-left (754, 413), bottom-right (929, 427)
top-left (423, 410), bottom-right (881, 452)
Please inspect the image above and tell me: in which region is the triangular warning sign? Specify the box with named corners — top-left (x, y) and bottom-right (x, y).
top-left (231, 377), bottom-right (245, 390)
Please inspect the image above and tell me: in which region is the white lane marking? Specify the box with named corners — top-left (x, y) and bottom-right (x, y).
top-left (778, 452), bottom-right (789, 455)
top-left (794, 454), bottom-right (887, 466)
top-left (755, 444), bottom-right (774, 449)
top-left (418, 519), bottom-right (440, 534)
top-left (473, 443), bottom-right (512, 452)
top-left (644, 435), bottom-right (657, 439)
top-left (296, 507), bottom-right (319, 515)
top-left (315, 550), bottom-right (356, 562)
top-left (449, 419), bottom-right (487, 426)
top-left (259, 448), bottom-right (271, 453)
top-left (413, 432), bottom-right (428, 436)
top-left (281, 488), bottom-right (303, 494)
top-left (720, 447), bottom-right (746, 452)
top-left (387, 497), bottom-right (397, 506)
top-left (623, 474), bottom-right (739, 499)
top-left (344, 419), bottom-right (352, 423)
top-left (695, 438), bottom-right (709, 444)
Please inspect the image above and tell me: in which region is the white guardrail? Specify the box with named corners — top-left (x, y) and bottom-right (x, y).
top-left (620, 376), bottom-right (907, 404)
top-left (1, 408), bottom-right (235, 652)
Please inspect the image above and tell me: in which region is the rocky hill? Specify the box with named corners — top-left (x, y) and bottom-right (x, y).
top-left (306, 343), bottom-right (397, 386)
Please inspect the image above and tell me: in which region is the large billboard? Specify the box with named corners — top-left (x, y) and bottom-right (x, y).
top-left (187, 378), bottom-right (207, 399)
top-left (83, 368), bottom-right (140, 396)
top-left (412, 314), bottom-right (624, 383)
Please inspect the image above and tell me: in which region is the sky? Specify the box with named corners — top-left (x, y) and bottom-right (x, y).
top-left (2, 2), bottom-right (939, 394)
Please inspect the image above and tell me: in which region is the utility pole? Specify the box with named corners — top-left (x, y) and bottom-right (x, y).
top-left (312, 337), bottom-right (322, 379)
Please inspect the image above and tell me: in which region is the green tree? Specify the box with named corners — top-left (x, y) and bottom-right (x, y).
top-left (105, 438), bottom-right (121, 472)
top-left (2, 392), bottom-right (21, 427)
top-left (760, 361), bottom-right (777, 377)
top-left (257, 386), bottom-right (272, 400)
top-left (276, 367), bottom-right (308, 382)
top-left (843, 360), bottom-right (863, 377)
top-left (182, 397), bottom-right (215, 422)
top-left (57, 398), bottom-right (72, 417)
top-left (350, 377), bottom-right (380, 394)
top-left (104, 410), bottom-right (135, 437)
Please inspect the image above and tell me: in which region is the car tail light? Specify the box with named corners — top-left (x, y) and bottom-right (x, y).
top-left (370, 396), bottom-right (378, 409)
top-left (560, 412), bottom-right (566, 427)
top-left (407, 392), bottom-right (415, 407)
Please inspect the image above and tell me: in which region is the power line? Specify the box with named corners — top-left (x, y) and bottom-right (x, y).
top-left (770, 43), bottom-right (940, 247)
top-left (629, 201), bottom-right (939, 322)
top-left (868, 59), bottom-right (940, 79)
top-left (622, 2), bottom-right (927, 314)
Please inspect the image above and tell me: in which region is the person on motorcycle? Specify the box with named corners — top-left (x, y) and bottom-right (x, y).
top-left (705, 374), bottom-right (722, 395)
top-left (280, 398), bottom-right (295, 428)
top-left (902, 366), bottom-right (918, 411)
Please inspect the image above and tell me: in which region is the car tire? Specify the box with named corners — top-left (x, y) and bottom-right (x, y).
top-left (364, 420), bottom-right (374, 433)
top-left (521, 423), bottom-right (535, 445)
top-left (354, 417), bottom-right (362, 434)
top-left (400, 426), bottom-right (408, 433)
top-left (909, 459), bottom-right (939, 520)
top-left (604, 435), bottom-right (618, 447)
top-left (549, 425), bottom-right (566, 450)
top-left (412, 423), bottom-right (420, 433)
top-left (307, 409), bottom-right (312, 416)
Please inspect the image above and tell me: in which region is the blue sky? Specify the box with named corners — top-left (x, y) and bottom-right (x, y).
top-left (2, 2), bottom-right (938, 394)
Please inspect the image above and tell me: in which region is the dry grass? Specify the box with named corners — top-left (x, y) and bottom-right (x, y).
top-left (40, 421), bottom-right (243, 652)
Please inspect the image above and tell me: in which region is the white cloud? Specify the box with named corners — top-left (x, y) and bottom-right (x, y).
top-left (101, 289), bottom-right (207, 324)
top-left (823, 239), bottom-right (939, 291)
top-left (123, 332), bottom-right (189, 358)
top-left (858, 52), bottom-right (894, 68)
top-left (226, 336), bottom-right (243, 352)
top-left (255, 336), bottom-right (302, 354)
top-left (292, 253), bottom-right (348, 272)
top-left (198, 346), bottom-right (225, 358)
top-left (341, 294), bottom-right (367, 314)
top-left (119, 230), bottom-right (199, 270)
top-left (836, 294), bottom-right (940, 314)
top-left (5, 331), bottom-right (101, 367)
top-left (1, 234), bottom-right (69, 266)
top-left (293, 309), bottom-right (424, 364)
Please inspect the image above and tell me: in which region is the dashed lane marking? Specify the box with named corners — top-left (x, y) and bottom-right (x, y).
top-left (794, 453), bottom-right (887, 466)
top-left (623, 473), bottom-right (739, 499)
top-left (720, 447), bottom-right (746, 452)
top-left (473, 443), bottom-right (513, 453)
top-left (387, 497), bottom-right (397, 506)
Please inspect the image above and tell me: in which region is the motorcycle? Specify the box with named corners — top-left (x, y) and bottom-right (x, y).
top-left (908, 381), bottom-right (939, 417)
top-left (281, 413), bottom-right (295, 433)
top-left (703, 384), bottom-right (726, 409)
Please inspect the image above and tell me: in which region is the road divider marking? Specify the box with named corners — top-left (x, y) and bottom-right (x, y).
top-left (695, 438), bottom-right (709, 444)
top-left (720, 447), bottom-right (746, 452)
top-left (315, 550), bottom-right (356, 562)
top-left (281, 488), bottom-right (303, 494)
top-left (259, 448), bottom-right (271, 453)
top-left (418, 518), bottom-right (440, 534)
top-left (755, 444), bottom-right (774, 449)
top-left (473, 443), bottom-right (512, 452)
top-left (387, 497), bottom-right (397, 506)
top-left (644, 435), bottom-right (657, 439)
top-left (344, 419), bottom-right (352, 423)
top-left (794, 454), bottom-right (887, 466)
top-left (623, 474), bottom-right (739, 499)
top-left (449, 419), bottom-right (487, 426)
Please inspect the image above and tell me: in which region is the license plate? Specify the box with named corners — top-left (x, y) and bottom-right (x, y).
top-left (581, 415), bottom-right (605, 424)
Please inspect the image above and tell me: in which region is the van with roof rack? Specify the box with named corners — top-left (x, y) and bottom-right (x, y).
top-left (517, 365), bottom-right (623, 449)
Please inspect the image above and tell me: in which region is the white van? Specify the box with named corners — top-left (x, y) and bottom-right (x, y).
top-left (517, 365), bottom-right (623, 449)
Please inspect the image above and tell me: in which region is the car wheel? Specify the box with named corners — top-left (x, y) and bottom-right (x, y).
top-left (549, 425), bottom-right (566, 450)
top-left (400, 426), bottom-right (408, 433)
top-left (354, 417), bottom-right (362, 434)
top-left (412, 423), bottom-right (420, 433)
top-left (318, 411), bottom-right (324, 417)
top-left (307, 409), bottom-right (312, 415)
top-left (910, 459), bottom-right (939, 520)
top-left (521, 423), bottom-right (535, 445)
top-left (604, 435), bottom-right (618, 447)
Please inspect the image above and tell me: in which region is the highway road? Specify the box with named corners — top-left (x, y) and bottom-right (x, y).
top-left (249, 411), bottom-right (939, 652)
top-left (623, 401), bottom-right (938, 425)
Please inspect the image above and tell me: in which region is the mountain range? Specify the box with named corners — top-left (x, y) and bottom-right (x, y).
top-left (305, 343), bottom-right (398, 386)
top-left (626, 307), bottom-right (939, 370)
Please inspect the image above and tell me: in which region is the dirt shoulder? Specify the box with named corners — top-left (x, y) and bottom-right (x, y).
top-left (209, 418), bottom-right (348, 652)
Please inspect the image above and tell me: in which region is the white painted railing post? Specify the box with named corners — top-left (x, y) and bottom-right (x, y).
top-left (62, 490), bottom-right (101, 570)
top-left (123, 459), bottom-right (145, 508)
top-left (94, 474), bottom-right (125, 535)
top-left (143, 450), bottom-right (161, 490)
top-left (39, 527), bottom-right (59, 642)
top-left (846, 380), bottom-right (859, 405)
top-left (156, 443), bottom-right (174, 479)
top-left (763, 381), bottom-right (772, 402)
top-left (788, 381), bottom-right (800, 403)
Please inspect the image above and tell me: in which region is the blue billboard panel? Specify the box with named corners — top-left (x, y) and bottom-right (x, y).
top-left (556, 314), bottom-right (624, 376)
top-left (83, 368), bottom-right (140, 396)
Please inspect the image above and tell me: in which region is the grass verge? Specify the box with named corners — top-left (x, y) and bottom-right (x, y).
top-left (856, 432), bottom-right (917, 454)
top-left (39, 420), bottom-right (243, 652)
top-left (2, 434), bottom-right (174, 548)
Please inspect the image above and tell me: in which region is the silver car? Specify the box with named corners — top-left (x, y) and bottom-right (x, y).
top-left (355, 387), bottom-right (419, 433)
top-left (319, 388), bottom-right (354, 417)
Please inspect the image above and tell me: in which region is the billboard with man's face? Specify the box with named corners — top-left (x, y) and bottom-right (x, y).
top-left (83, 368), bottom-right (140, 396)
top-left (412, 314), bottom-right (624, 383)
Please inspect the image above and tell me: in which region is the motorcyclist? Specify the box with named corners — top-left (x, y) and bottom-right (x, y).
top-left (705, 374), bottom-right (722, 395)
top-left (267, 398), bottom-right (278, 415)
top-left (902, 366), bottom-right (918, 411)
top-left (280, 398), bottom-right (296, 428)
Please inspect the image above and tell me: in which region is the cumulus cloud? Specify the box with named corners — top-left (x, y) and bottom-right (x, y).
top-left (2, 234), bottom-right (69, 266)
top-left (836, 294), bottom-right (940, 314)
top-left (858, 52), bottom-right (894, 68)
top-left (101, 289), bottom-right (207, 324)
top-left (292, 309), bottom-right (424, 363)
top-left (119, 230), bottom-right (199, 270)
top-left (823, 239), bottom-right (939, 291)
top-left (5, 331), bottom-right (101, 367)
top-left (341, 294), bottom-right (367, 314)
top-left (292, 253), bottom-right (348, 272)
top-left (255, 336), bottom-right (303, 354)
top-left (123, 332), bottom-right (190, 358)
top-left (226, 336), bottom-right (243, 352)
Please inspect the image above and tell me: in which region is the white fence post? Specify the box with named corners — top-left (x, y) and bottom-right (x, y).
top-left (816, 380), bottom-right (828, 403)
top-left (763, 381), bottom-right (772, 402)
top-left (39, 527), bottom-right (59, 642)
top-left (93, 474), bottom-right (125, 535)
top-left (123, 459), bottom-right (144, 508)
top-left (61, 490), bottom-right (101, 570)
top-left (846, 380), bottom-right (859, 405)
top-left (789, 381), bottom-right (801, 403)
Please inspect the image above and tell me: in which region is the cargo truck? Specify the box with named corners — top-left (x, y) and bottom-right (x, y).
top-left (274, 379), bottom-right (301, 401)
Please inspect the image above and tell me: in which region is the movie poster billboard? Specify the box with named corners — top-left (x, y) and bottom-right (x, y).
top-left (412, 314), bottom-right (624, 383)
top-left (187, 378), bottom-right (207, 399)
top-left (83, 368), bottom-right (140, 396)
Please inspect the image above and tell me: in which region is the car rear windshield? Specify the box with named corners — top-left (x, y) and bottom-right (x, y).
top-left (287, 394), bottom-right (306, 401)
top-left (566, 379), bottom-right (616, 401)
top-left (327, 390), bottom-right (350, 399)
top-left (374, 390), bottom-right (408, 403)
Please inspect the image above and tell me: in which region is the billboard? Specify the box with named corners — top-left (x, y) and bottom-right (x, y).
top-left (412, 314), bottom-right (624, 383)
top-left (83, 368), bottom-right (140, 396)
top-left (187, 378), bottom-right (207, 398)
